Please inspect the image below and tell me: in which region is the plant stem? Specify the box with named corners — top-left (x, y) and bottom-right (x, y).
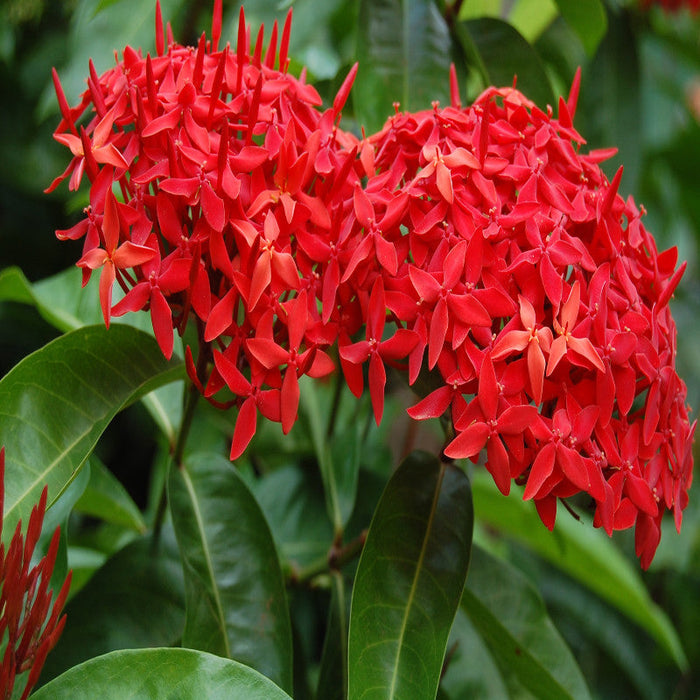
top-left (152, 345), bottom-right (206, 538)
top-left (173, 381), bottom-right (201, 469)
top-left (329, 529), bottom-right (367, 571)
top-left (326, 369), bottom-right (344, 439)
top-left (290, 529), bottom-right (368, 585)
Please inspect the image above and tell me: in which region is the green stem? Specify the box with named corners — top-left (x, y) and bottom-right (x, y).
top-left (326, 369), bottom-right (344, 439)
top-left (290, 529), bottom-right (368, 585)
top-left (174, 381), bottom-right (201, 467)
top-left (328, 529), bottom-right (367, 571)
top-left (152, 344), bottom-right (206, 538)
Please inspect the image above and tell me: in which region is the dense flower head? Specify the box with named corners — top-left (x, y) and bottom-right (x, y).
top-left (48, 0), bottom-right (361, 458)
top-left (0, 448), bottom-right (71, 699)
top-left (351, 71), bottom-right (695, 568)
top-left (48, 2), bottom-right (695, 567)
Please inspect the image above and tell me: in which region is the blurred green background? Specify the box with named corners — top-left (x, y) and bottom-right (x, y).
top-left (1, 0), bottom-right (699, 697)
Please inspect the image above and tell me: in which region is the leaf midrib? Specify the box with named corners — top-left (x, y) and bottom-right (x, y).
top-left (181, 466), bottom-right (232, 659)
top-left (386, 462), bottom-right (446, 698)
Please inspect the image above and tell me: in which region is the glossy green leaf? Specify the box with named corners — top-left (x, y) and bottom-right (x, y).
top-left (355, 0), bottom-right (452, 133)
top-left (317, 572), bottom-right (349, 700)
top-left (300, 377), bottom-right (360, 533)
top-left (471, 472), bottom-right (687, 670)
top-left (74, 456), bottom-right (147, 532)
top-left (0, 324), bottom-right (183, 545)
top-left (580, 10), bottom-right (641, 190)
top-left (458, 18), bottom-right (555, 108)
top-left (552, 0), bottom-right (607, 56)
top-left (34, 648), bottom-right (292, 700)
top-left (0, 265), bottom-right (100, 332)
top-left (38, 460), bottom-right (91, 589)
top-left (0, 266), bottom-right (185, 444)
top-left (328, 424), bottom-right (362, 527)
top-left (39, 530), bottom-right (185, 684)
top-left (168, 452), bottom-right (293, 693)
top-left (251, 463), bottom-right (334, 572)
top-left (438, 607), bottom-right (508, 699)
top-left (457, 545), bottom-right (591, 699)
top-left (141, 380), bottom-right (184, 449)
top-left (348, 452), bottom-right (473, 700)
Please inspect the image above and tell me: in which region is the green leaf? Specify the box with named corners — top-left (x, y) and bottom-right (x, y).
top-left (456, 545), bottom-right (591, 699)
top-left (0, 266), bottom-right (34, 305)
top-left (354, 0), bottom-right (452, 133)
top-left (168, 452), bottom-right (293, 694)
top-left (471, 472), bottom-right (688, 670)
top-left (317, 572), bottom-right (349, 700)
top-left (39, 530), bottom-right (185, 684)
top-left (64, 545), bottom-right (107, 598)
top-left (580, 9), bottom-right (641, 190)
top-left (251, 463), bottom-right (334, 572)
top-left (33, 648), bottom-right (292, 700)
top-left (438, 607), bottom-right (508, 699)
top-left (552, 0), bottom-right (607, 56)
top-left (508, 0), bottom-right (559, 43)
top-left (300, 377), bottom-right (360, 533)
top-left (38, 459), bottom-right (91, 587)
top-left (0, 266), bottom-right (185, 444)
top-left (74, 456), bottom-right (147, 532)
top-left (0, 324), bottom-right (183, 545)
top-left (538, 565), bottom-right (672, 700)
top-left (457, 18), bottom-right (555, 108)
top-left (0, 265), bottom-right (113, 333)
top-left (348, 452), bottom-right (473, 700)
top-left (140, 380), bottom-right (184, 449)
top-left (328, 423), bottom-right (362, 527)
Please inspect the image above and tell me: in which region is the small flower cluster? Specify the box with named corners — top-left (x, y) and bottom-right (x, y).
top-left (49, 3), bottom-right (694, 566)
top-left (1, 448), bottom-right (71, 700)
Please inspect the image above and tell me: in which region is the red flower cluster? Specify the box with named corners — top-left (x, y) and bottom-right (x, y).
top-left (358, 76), bottom-right (695, 568)
top-left (47, 1), bottom-right (360, 458)
top-left (48, 3), bottom-right (694, 566)
top-left (1, 448), bottom-right (71, 699)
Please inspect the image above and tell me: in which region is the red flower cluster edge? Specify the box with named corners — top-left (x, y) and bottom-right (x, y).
top-left (0, 448), bottom-right (71, 700)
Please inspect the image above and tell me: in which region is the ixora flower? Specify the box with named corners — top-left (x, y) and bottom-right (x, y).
top-left (48, 0), bottom-right (694, 567)
top-left (352, 70), bottom-right (695, 568)
top-left (48, 0), bottom-right (360, 458)
top-left (0, 448), bottom-right (71, 700)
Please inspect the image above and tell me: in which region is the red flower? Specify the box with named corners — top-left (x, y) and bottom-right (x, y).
top-left (76, 189), bottom-right (156, 326)
top-left (0, 447), bottom-right (71, 700)
top-left (340, 278), bottom-right (418, 424)
top-left (444, 356), bottom-right (539, 495)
